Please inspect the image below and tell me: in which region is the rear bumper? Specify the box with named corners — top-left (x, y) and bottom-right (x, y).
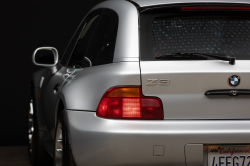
top-left (66, 110), bottom-right (250, 166)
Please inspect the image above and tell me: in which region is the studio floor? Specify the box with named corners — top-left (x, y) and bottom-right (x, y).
top-left (0, 146), bottom-right (31, 166)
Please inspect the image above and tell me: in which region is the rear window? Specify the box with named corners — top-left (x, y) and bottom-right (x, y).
top-left (140, 10), bottom-right (250, 60)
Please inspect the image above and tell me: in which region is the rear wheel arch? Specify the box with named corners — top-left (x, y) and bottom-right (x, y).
top-left (54, 99), bottom-right (77, 166)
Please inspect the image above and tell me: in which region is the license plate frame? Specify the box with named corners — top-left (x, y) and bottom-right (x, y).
top-left (208, 145), bottom-right (250, 166)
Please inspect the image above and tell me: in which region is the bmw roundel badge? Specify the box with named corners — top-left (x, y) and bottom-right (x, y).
top-left (228, 75), bottom-right (240, 87)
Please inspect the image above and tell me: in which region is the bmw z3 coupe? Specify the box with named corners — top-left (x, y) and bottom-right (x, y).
top-left (29, 0), bottom-right (250, 165)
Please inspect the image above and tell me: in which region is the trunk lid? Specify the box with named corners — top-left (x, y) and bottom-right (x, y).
top-left (140, 60), bottom-right (250, 119)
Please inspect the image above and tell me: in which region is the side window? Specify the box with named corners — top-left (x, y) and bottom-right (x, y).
top-left (85, 9), bottom-right (119, 67)
top-left (66, 10), bottom-right (103, 68)
top-left (60, 21), bottom-right (86, 66)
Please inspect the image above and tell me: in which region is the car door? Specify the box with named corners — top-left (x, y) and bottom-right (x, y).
top-left (41, 9), bottom-right (103, 138)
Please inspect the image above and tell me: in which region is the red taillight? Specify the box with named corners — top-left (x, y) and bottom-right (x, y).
top-left (181, 7), bottom-right (250, 10)
top-left (96, 87), bottom-right (163, 120)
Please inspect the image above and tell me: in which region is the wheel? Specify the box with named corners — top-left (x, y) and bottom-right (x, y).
top-left (28, 86), bottom-right (53, 166)
top-left (53, 111), bottom-right (76, 166)
top-left (28, 97), bottom-right (34, 157)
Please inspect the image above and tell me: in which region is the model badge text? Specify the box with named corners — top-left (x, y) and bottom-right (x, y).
top-left (146, 79), bottom-right (170, 86)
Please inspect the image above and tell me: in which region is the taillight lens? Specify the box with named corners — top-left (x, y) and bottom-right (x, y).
top-left (96, 87), bottom-right (163, 120)
top-left (181, 7), bottom-right (250, 10)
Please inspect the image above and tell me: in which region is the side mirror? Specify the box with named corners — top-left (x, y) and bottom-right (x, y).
top-left (32, 47), bottom-right (59, 74)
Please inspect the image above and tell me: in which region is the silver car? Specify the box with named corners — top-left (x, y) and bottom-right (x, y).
top-left (29, 0), bottom-right (250, 165)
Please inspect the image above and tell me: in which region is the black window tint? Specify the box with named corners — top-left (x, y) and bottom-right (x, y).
top-left (140, 11), bottom-right (250, 60)
top-left (60, 22), bottom-right (86, 66)
top-left (67, 10), bottom-right (102, 68)
top-left (85, 9), bottom-right (118, 66)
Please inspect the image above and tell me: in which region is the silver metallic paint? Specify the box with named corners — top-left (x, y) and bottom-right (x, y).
top-left (34, 0), bottom-right (141, 141)
top-left (32, 47), bottom-right (59, 74)
top-left (146, 79), bottom-right (158, 86)
top-left (30, 0), bottom-right (141, 160)
top-left (30, 0), bottom-right (250, 164)
top-left (60, 62), bottom-right (141, 111)
top-left (185, 144), bottom-right (203, 166)
top-left (130, 0), bottom-right (250, 7)
top-left (140, 61), bottom-right (250, 119)
top-left (113, 57), bottom-right (139, 62)
top-left (66, 110), bottom-right (250, 166)
top-left (159, 79), bottom-right (170, 86)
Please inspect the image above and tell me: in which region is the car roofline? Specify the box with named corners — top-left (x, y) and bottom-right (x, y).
top-left (124, 1), bottom-right (250, 13)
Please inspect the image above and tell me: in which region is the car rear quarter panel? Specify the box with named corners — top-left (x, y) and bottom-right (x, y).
top-left (59, 0), bottom-right (141, 111)
top-left (60, 62), bottom-right (141, 111)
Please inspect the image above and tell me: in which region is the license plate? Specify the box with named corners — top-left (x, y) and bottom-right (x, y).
top-left (208, 146), bottom-right (250, 166)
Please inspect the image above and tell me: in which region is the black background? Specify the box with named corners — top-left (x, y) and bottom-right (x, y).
top-left (2, 0), bottom-right (103, 146)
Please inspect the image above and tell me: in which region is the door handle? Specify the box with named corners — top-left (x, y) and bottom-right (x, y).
top-left (53, 83), bottom-right (61, 94)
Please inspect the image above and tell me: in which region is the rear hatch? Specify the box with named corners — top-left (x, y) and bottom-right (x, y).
top-left (139, 4), bottom-right (250, 119)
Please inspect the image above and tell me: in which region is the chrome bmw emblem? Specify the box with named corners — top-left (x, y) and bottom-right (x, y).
top-left (228, 75), bottom-right (240, 87)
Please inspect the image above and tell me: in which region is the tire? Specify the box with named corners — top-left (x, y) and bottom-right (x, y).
top-left (53, 111), bottom-right (77, 166)
top-left (28, 85), bottom-right (53, 166)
